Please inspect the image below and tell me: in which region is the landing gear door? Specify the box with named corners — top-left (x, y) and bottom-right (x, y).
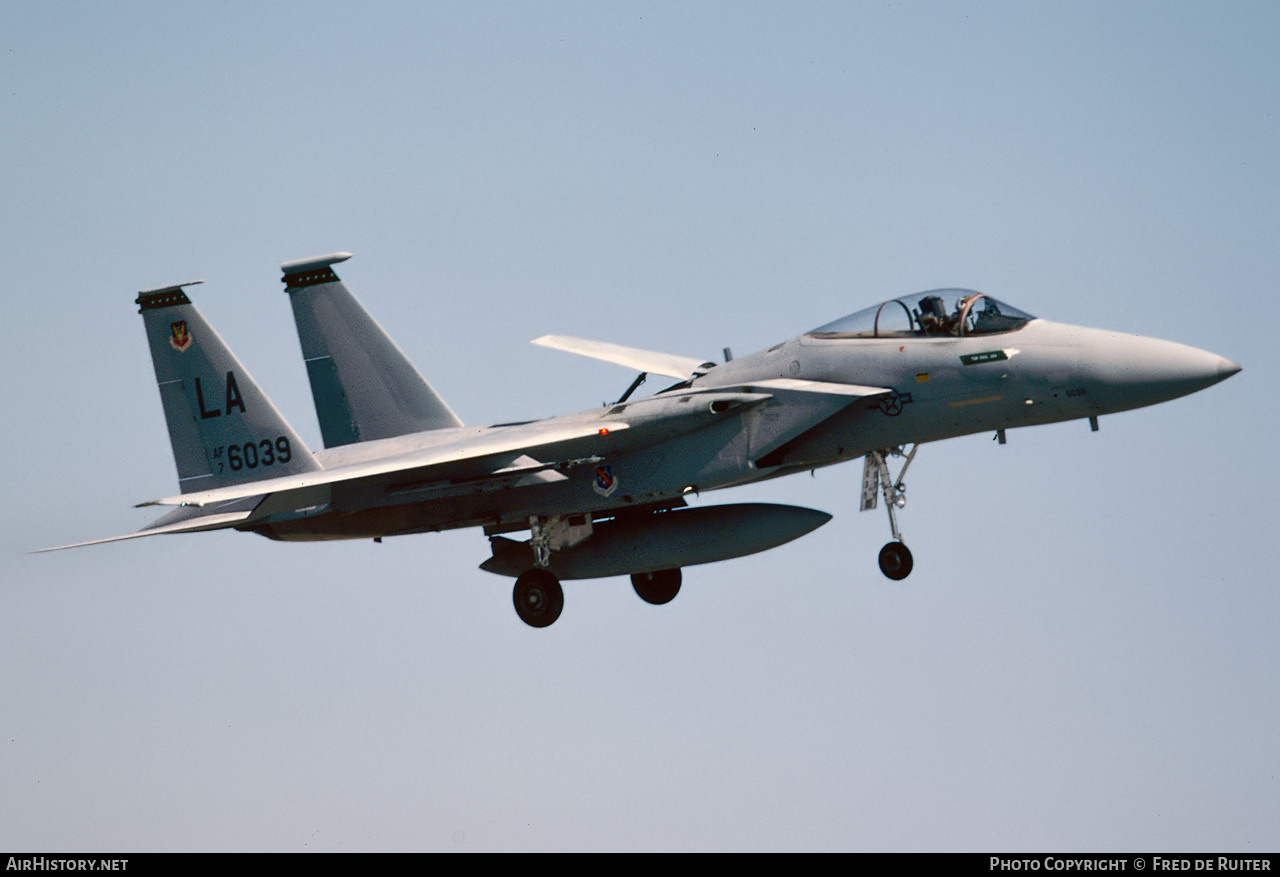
top-left (860, 454), bottom-right (880, 511)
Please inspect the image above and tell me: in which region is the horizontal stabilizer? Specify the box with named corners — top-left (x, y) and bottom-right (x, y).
top-left (36, 509), bottom-right (253, 552)
top-left (532, 334), bottom-right (713, 380)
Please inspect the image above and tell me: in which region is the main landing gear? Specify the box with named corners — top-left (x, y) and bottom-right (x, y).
top-left (862, 445), bottom-right (918, 581)
top-left (513, 568), bottom-right (563, 628)
top-left (511, 514), bottom-right (686, 627)
top-left (509, 514), bottom-right (584, 627)
top-left (511, 567), bottom-right (684, 627)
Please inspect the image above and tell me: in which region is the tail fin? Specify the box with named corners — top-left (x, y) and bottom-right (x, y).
top-left (136, 282), bottom-right (319, 494)
top-left (281, 253), bottom-right (464, 448)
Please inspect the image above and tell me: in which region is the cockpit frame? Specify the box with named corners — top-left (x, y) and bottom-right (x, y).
top-left (808, 289), bottom-right (1035, 341)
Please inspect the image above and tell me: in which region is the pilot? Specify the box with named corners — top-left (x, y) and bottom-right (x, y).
top-left (971, 298), bottom-right (1021, 333)
top-left (915, 295), bottom-right (949, 335)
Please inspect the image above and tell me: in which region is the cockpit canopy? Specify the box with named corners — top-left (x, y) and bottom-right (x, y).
top-left (808, 289), bottom-right (1035, 339)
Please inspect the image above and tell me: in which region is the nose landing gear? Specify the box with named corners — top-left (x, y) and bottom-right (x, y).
top-left (862, 445), bottom-right (918, 580)
top-left (877, 540), bottom-right (913, 580)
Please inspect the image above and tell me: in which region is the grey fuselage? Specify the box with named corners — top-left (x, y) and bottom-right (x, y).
top-left (248, 306), bottom-right (1239, 543)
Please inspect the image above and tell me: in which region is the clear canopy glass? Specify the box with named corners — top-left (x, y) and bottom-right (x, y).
top-left (808, 289), bottom-right (1035, 339)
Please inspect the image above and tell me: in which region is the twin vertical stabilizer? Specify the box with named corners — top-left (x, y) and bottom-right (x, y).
top-left (138, 253), bottom-right (462, 497)
top-left (281, 253), bottom-right (464, 447)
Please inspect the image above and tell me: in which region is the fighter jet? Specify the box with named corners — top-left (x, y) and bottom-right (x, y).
top-left (43, 253), bottom-right (1240, 627)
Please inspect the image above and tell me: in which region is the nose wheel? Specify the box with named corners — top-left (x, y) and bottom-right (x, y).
top-left (862, 445), bottom-right (918, 580)
top-left (878, 541), bottom-right (913, 580)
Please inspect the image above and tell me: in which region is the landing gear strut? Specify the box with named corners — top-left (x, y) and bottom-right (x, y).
top-left (862, 445), bottom-right (918, 580)
top-left (513, 568), bottom-right (563, 627)
top-left (631, 568), bottom-right (682, 605)
top-left (510, 514), bottom-right (593, 627)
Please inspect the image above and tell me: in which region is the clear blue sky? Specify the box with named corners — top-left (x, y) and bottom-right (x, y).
top-left (2, 0), bottom-right (1276, 852)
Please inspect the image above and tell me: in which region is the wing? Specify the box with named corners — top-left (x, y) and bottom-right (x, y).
top-left (138, 417), bottom-right (633, 508)
top-left (139, 385), bottom-right (783, 509)
top-left (532, 334), bottom-right (715, 380)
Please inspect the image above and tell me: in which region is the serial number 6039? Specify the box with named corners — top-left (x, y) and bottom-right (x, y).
top-left (227, 437), bottom-right (292, 471)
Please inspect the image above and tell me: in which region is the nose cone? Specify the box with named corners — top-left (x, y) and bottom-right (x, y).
top-left (1217, 357), bottom-right (1243, 380)
top-left (1138, 344), bottom-right (1242, 394)
top-left (1080, 330), bottom-right (1241, 414)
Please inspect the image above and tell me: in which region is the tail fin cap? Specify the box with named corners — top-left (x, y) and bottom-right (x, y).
top-left (136, 280), bottom-right (204, 312)
top-left (281, 253), bottom-right (353, 290)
